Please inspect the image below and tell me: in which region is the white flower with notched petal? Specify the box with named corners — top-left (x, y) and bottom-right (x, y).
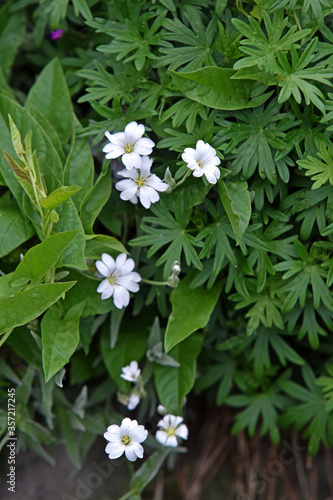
top-left (182, 140), bottom-right (221, 184)
top-left (121, 361), bottom-right (141, 382)
top-left (115, 156), bottom-right (169, 209)
top-left (127, 393), bottom-right (140, 410)
top-left (96, 253), bottom-right (141, 309)
top-left (155, 414), bottom-right (189, 447)
top-left (104, 418), bottom-right (148, 462)
top-left (102, 122), bottom-right (155, 170)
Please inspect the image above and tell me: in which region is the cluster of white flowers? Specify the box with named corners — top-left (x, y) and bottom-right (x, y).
top-left (96, 253), bottom-right (141, 309)
top-left (104, 412), bottom-right (189, 462)
top-left (182, 140), bottom-right (221, 184)
top-left (103, 122), bottom-right (168, 209)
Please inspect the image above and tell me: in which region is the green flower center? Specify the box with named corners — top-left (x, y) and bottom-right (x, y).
top-left (108, 275), bottom-right (116, 285)
top-left (165, 427), bottom-right (176, 437)
top-left (121, 435), bottom-right (131, 446)
top-left (196, 160), bottom-right (203, 168)
top-left (124, 144), bottom-right (134, 153)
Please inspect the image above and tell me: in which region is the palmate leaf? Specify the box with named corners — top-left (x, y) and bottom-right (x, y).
top-left (130, 201), bottom-right (203, 279)
top-left (227, 377), bottom-right (291, 444)
top-left (233, 10), bottom-right (310, 70)
top-left (298, 142), bottom-right (333, 189)
top-left (265, 40), bottom-right (333, 113)
top-left (279, 365), bottom-right (333, 455)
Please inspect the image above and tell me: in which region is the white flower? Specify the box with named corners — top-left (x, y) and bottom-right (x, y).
top-left (121, 361), bottom-right (141, 382)
top-left (127, 393), bottom-right (140, 410)
top-left (104, 418), bottom-right (148, 462)
top-left (115, 156), bottom-right (169, 209)
top-left (96, 253), bottom-right (141, 309)
top-left (155, 414), bottom-right (189, 447)
top-left (102, 121), bottom-right (155, 169)
top-left (182, 140), bottom-right (221, 184)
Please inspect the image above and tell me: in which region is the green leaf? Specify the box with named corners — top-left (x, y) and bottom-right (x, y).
top-left (0, 282), bottom-right (76, 335)
top-left (218, 180), bottom-right (251, 245)
top-left (170, 67), bottom-right (272, 110)
top-left (85, 234), bottom-right (127, 259)
top-left (41, 302), bottom-right (85, 382)
top-left (154, 334), bottom-right (202, 414)
top-left (165, 274), bottom-right (222, 352)
top-left (40, 185), bottom-right (81, 211)
top-left (0, 191), bottom-right (35, 257)
top-left (130, 448), bottom-right (171, 494)
top-left (9, 230), bottom-right (79, 287)
top-left (100, 327), bottom-right (147, 390)
top-left (53, 201), bottom-right (87, 270)
top-left (25, 58), bottom-right (73, 143)
top-left (0, 4), bottom-right (25, 78)
top-left (80, 163), bottom-right (112, 234)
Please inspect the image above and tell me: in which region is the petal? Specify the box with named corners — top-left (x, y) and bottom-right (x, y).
top-left (117, 169), bottom-right (136, 179)
top-left (119, 186), bottom-right (139, 201)
top-left (176, 424), bottom-right (189, 440)
top-left (130, 442), bottom-right (144, 458)
top-left (124, 122), bottom-right (144, 142)
top-left (115, 179), bottom-right (136, 191)
top-left (117, 277), bottom-right (140, 293)
top-left (115, 253), bottom-right (127, 270)
top-left (113, 286), bottom-right (130, 309)
top-left (122, 152), bottom-right (142, 170)
top-left (127, 394), bottom-right (140, 410)
top-left (134, 138), bottom-right (155, 155)
top-left (139, 156), bottom-right (153, 173)
top-left (119, 257), bottom-right (135, 274)
top-left (95, 261), bottom-right (110, 277)
top-left (101, 253), bottom-right (116, 272)
top-left (97, 279), bottom-right (111, 294)
top-left (121, 418), bottom-right (136, 433)
top-left (106, 443), bottom-right (125, 459)
top-left (124, 446), bottom-right (139, 462)
top-left (101, 286), bottom-right (113, 300)
top-left (147, 175), bottom-right (169, 192)
top-left (155, 430), bottom-right (170, 446)
top-left (165, 435), bottom-right (178, 447)
top-left (103, 144), bottom-right (125, 157)
top-left (106, 424), bottom-right (121, 434)
top-left (131, 426), bottom-right (148, 443)
top-left (192, 168), bottom-right (204, 178)
top-left (107, 131), bottom-right (127, 146)
top-left (204, 169), bottom-right (218, 184)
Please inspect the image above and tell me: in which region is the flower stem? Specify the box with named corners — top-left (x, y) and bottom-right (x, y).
top-left (174, 170), bottom-right (191, 189)
top-left (141, 278), bottom-right (169, 286)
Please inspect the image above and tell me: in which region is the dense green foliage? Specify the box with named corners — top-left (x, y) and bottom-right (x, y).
top-left (1, 0), bottom-right (333, 496)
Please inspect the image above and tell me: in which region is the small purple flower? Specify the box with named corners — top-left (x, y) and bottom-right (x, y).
top-left (50, 30), bottom-right (64, 41)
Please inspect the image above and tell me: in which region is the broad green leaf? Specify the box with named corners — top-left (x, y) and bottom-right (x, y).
top-left (130, 448), bottom-right (171, 494)
top-left (155, 334), bottom-right (202, 414)
top-left (0, 94), bottom-right (63, 196)
top-left (62, 271), bottom-right (114, 317)
top-left (0, 191), bottom-right (35, 257)
top-left (40, 185), bottom-right (81, 211)
top-left (5, 326), bottom-right (43, 370)
top-left (0, 4), bottom-right (25, 78)
top-left (165, 274), bottom-right (222, 352)
top-left (63, 131), bottom-right (94, 209)
top-left (85, 234), bottom-right (127, 259)
top-left (53, 202), bottom-right (87, 270)
top-left (80, 163), bottom-right (111, 234)
top-left (100, 327), bottom-right (147, 391)
top-left (25, 58), bottom-right (73, 143)
top-left (9, 230), bottom-right (78, 287)
top-left (218, 180), bottom-right (251, 245)
top-left (0, 281), bottom-right (76, 335)
top-left (42, 301), bottom-right (85, 382)
top-left (170, 67), bottom-right (273, 110)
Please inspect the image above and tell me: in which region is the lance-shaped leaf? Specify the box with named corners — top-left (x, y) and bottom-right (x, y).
top-left (9, 230), bottom-right (79, 287)
top-left (40, 185), bottom-right (81, 211)
top-left (165, 274), bottom-right (222, 352)
top-left (41, 301), bottom-right (85, 382)
top-left (218, 180), bottom-right (251, 245)
top-left (0, 282), bottom-right (76, 335)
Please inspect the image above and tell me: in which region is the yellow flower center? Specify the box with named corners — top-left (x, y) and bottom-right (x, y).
top-left (165, 428), bottom-right (176, 437)
top-left (108, 275), bottom-right (116, 285)
top-left (124, 144), bottom-right (134, 153)
top-left (196, 160), bottom-right (203, 168)
top-left (135, 173), bottom-right (146, 188)
top-left (121, 435), bottom-right (131, 446)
